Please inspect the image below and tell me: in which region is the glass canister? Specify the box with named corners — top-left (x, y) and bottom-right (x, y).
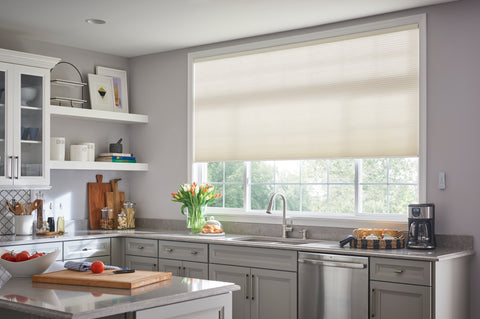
top-left (117, 211), bottom-right (127, 230)
top-left (100, 207), bottom-right (114, 230)
top-left (123, 201), bottom-right (136, 229)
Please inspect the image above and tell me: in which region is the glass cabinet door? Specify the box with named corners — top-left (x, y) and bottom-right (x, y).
top-left (19, 73), bottom-right (44, 178)
top-left (0, 71), bottom-right (5, 178)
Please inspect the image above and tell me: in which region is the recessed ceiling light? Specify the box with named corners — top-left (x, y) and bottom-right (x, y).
top-left (85, 18), bottom-right (106, 25)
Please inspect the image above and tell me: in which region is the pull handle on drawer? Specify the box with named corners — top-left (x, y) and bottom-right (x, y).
top-left (165, 248), bottom-right (173, 253)
top-left (82, 248), bottom-right (90, 251)
top-left (137, 246), bottom-right (145, 250)
top-left (394, 269), bottom-right (404, 274)
top-left (191, 251), bottom-right (198, 255)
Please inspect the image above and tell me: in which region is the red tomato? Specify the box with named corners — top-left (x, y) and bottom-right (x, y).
top-left (91, 261), bottom-right (105, 274)
top-left (1, 252), bottom-right (12, 260)
top-left (29, 252), bottom-right (45, 260)
top-left (5, 254), bottom-right (16, 262)
top-left (15, 251), bottom-right (30, 262)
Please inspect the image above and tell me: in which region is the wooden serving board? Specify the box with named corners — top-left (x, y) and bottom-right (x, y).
top-left (32, 269), bottom-right (172, 289)
top-left (88, 175), bottom-right (112, 229)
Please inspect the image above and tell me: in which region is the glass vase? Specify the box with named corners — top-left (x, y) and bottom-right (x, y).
top-left (187, 205), bottom-right (206, 233)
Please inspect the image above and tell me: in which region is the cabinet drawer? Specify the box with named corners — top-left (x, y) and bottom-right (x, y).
top-left (64, 238), bottom-right (110, 260)
top-left (370, 257), bottom-right (432, 286)
top-left (125, 238), bottom-right (158, 257)
top-left (125, 255), bottom-right (158, 271)
top-left (158, 240), bottom-right (208, 262)
top-left (2, 242), bottom-right (63, 261)
top-left (210, 244), bottom-right (297, 271)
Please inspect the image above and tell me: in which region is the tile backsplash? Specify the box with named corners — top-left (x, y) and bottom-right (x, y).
top-left (0, 189), bottom-right (32, 212)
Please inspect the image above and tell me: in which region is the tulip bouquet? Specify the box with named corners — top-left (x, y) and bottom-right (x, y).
top-left (171, 183), bottom-right (222, 232)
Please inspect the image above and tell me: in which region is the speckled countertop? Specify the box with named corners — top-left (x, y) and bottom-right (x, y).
top-left (0, 229), bottom-right (474, 261)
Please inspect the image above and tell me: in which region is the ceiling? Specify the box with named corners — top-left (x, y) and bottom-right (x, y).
top-left (0, 0), bottom-right (456, 58)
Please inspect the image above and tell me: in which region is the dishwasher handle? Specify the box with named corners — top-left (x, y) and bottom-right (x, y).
top-left (299, 258), bottom-right (367, 269)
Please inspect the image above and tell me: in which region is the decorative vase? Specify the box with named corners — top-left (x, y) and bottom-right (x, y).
top-left (187, 205), bottom-right (206, 233)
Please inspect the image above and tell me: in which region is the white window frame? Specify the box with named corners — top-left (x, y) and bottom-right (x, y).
top-left (187, 14), bottom-right (427, 229)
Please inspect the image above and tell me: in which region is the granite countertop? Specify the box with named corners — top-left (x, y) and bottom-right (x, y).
top-left (0, 229), bottom-right (473, 262)
top-left (0, 265), bottom-right (239, 319)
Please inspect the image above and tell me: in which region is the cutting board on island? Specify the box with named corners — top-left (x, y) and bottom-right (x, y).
top-left (88, 175), bottom-right (112, 229)
top-left (32, 269), bottom-right (172, 289)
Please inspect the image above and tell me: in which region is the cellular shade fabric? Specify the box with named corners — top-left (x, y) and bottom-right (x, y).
top-left (193, 25), bottom-right (419, 162)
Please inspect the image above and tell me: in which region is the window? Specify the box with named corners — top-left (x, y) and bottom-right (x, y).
top-left (188, 15), bottom-right (426, 221)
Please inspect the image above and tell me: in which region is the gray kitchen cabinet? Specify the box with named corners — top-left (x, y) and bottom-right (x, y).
top-left (125, 237), bottom-right (158, 258)
top-left (63, 238), bottom-right (111, 264)
top-left (158, 258), bottom-right (209, 279)
top-left (209, 244), bottom-right (297, 319)
top-left (370, 280), bottom-right (431, 319)
top-left (125, 255), bottom-right (158, 271)
top-left (157, 240), bottom-right (209, 279)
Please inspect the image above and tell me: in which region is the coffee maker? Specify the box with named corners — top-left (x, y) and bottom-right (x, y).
top-left (407, 203), bottom-right (436, 249)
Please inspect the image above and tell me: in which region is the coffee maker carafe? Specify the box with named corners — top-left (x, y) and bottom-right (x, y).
top-left (407, 203), bottom-right (435, 249)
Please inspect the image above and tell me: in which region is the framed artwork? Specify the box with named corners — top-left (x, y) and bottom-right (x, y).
top-left (88, 74), bottom-right (115, 111)
top-left (96, 66), bottom-right (129, 113)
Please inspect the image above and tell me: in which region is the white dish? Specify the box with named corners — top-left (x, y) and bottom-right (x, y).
top-left (0, 248), bottom-right (60, 277)
top-left (199, 232), bottom-right (225, 236)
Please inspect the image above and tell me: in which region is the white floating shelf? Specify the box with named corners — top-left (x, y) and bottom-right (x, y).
top-left (49, 105), bottom-right (149, 124)
top-left (49, 160), bottom-right (149, 171)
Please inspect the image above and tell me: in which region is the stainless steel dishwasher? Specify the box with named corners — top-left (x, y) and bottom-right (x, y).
top-left (298, 252), bottom-right (368, 319)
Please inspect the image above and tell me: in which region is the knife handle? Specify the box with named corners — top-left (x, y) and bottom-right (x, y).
top-left (113, 269), bottom-right (135, 274)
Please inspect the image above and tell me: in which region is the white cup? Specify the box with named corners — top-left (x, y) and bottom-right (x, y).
top-left (50, 137), bottom-right (66, 161)
top-left (14, 215), bottom-right (34, 235)
top-left (81, 143), bottom-right (95, 162)
top-left (70, 145), bottom-right (88, 161)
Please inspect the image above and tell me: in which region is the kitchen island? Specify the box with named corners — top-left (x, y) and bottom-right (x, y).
top-left (0, 267), bottom-right (239, 319)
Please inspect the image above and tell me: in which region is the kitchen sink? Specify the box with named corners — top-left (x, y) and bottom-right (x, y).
top-left (227, 236), bottom-right (337, 247)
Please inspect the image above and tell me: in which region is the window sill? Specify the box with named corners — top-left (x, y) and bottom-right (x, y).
top-left (206, 209), bottom-right (408, 230)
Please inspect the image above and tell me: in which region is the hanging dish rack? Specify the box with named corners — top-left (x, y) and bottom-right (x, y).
top-left (50, 61), bottom-right (87, 108)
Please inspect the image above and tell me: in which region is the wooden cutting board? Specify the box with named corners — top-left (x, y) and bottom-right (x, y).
top-left (106, 178), bottom-right (125, 222)
top-left (32, 269), bottom-right (172, 289)
top-left (88, 175), bottom-right (112, 230)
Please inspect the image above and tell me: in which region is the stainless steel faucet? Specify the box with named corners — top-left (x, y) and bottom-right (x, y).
top-left (266, 192), bottom-right (293, 238)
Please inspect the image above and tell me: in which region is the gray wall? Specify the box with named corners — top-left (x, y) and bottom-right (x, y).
top-left (129, 0), bottom-right (480, 316)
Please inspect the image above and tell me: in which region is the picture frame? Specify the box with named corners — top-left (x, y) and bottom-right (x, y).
top-left (96, 66), bottom-right (129, 113)
top-left (88, 74), bottom-right (115, 111)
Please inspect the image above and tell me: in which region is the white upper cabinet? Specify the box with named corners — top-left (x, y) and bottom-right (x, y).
top-left (0, 48), bottom-right (60, 188)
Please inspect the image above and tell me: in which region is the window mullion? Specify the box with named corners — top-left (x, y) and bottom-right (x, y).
top-left (245, 162), bottom-right (251, 211)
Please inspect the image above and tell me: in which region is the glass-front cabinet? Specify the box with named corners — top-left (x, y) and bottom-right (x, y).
top-left (0, 49), bottom-right (59, 187)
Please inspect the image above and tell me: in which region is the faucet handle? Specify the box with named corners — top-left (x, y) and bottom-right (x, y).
top-left (285, 218), bottom-right (293, 231)
top-left (299, 229), bottom-right (308, 240)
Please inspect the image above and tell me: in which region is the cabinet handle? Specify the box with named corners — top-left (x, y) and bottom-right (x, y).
top-left (138, 246), bottom-right (145, 250)
top-left (8, 156), bottom-right (13, 179)
top-left (15, 156), bottom-right (19, 179)
top-left (245, 274), bottom-right (249, 299)
top-left (165, 248), bottom-right (173, 253)
top-left (82, 248), bottom-right (89, 251)
top-left (394, 269), bottom-right (404, 274)
top-left (191, 251), bottom-right (198, 255)
top-left (178, 266), bottom-right (182, 276)
top-left (371, 288), bottom-right (376, 318)
top-left (251, 274), bottom-right (255, 301)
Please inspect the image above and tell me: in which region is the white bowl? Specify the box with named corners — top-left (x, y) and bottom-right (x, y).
top-left (21, 87), bottom-right (37, 105)
top-left (0, 248), bottom-right (60, 277)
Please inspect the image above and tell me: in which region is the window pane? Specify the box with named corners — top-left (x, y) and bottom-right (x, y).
top-left (361, 185), bottom-right (387, 214)
top-left (275, 160), bottom-right (300, 183)
top-left (301, 160), bottom-right (328, 183)
top-left (329, 159), bottom-right (355, 183)
top-left (361, 158), bottom-right (387, 183)
top-left (389, 185), bottom-right (417, 214)
top-left (209, 183), bottom-right (224, 207)
top-left (225, 161), bottom-right (244, 183)
top-left (389, 158), bottom-right (418, 183)
top-left (275, 184), bottom-right (300, 211)
top-left (207, 162), bottom-right (223, 183)
top-left (251, 184), bottom-right (274, 210)
top-left (225, 184), bottom-right (244, 208)
top-left (329, 185), bottom-right (354, 213)
top-left (251, 161), bottom-right (274, 183)
top-left (302, 185), bottom-right (327, 212)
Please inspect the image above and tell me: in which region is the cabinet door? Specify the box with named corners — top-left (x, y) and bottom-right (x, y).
top-left (250, 268), bottom-right (297, 319)
top-left (370, 281), bottom-right (431, 319)
top-left (0, 64), bottom-right (10, 182)
top-left (183, 261), bottom-right (208, 280)
top-left (15, 65), bottom-right (50, 186)
top-left (126, 255), bottom-right (158, 271)
top-left (157, 258), bottom-right (182, 276)
top-left (209, 263), bottom-right (250, 319)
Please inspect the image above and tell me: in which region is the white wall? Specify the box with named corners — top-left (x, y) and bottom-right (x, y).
top-left (129, 0), bottom-right (480, 316)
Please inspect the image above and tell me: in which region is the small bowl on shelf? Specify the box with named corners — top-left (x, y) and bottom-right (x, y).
top-left (21, 87), bottom-right (38, 106)
top-left (0, 248), bottom-right (60, 277)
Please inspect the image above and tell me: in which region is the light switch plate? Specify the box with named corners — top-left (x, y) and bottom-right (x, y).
top-left (438, 172), bottom-right (446, 190)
